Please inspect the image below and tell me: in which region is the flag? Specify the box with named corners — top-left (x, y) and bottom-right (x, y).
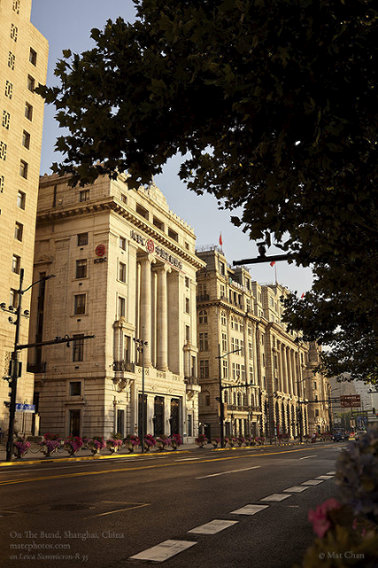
top-left (270, 260), bottom-right (276, 267)
top-left (301, 293), bottom-right (305, 299)
top-left (219, 233), bottom-right (223, 247)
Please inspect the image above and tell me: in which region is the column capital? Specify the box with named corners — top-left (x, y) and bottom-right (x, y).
top-left (153, 261), bottom-right (172, 274)
top-left (138, 252), bottom-right (156, 265)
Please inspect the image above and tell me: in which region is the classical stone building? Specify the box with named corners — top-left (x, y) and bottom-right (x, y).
top-left (196, 247), bottom-right (330, 440)
top-left (28, 174), bottom-right (204, 441)
top-left (0, 0), bottom-right (48, 436)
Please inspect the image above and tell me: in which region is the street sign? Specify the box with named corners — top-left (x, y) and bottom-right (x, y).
top-left (15, 403), bottom-right (35, 413)
top-left (340, 395), bottom-right (361, 408)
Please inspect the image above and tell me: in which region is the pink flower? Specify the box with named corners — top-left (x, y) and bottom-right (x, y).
top-left (308, 498), bottom-right (341, 538)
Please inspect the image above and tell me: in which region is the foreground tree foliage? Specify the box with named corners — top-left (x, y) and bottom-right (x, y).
top-left (37, 0), bottom-right (377, 381)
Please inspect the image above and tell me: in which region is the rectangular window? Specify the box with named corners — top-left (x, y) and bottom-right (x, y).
top-left (14, 222), bottom-right (23, 241)
top-left (185, 277), bottom-right (189, 288)
top-left (222, 333), bottom-right (227, 353)
top-left (69, 381), bottom-right (82, 396)
top-left (153, 216), bottom-right (164, 231)
top-left (10, 24), bottom-right (18, 41)
top-left (10, 288), bottom-right (19, 308)
top-left (79, 189), bottom-right (89, 202)
top-left (22, 130), bottom-right (30, 149)
top-left (75, 259), bottom-right (87, 279)
top-left (0, 142), bottom-right (7, 160)
top-left (25, 102), bottom-right (33, 120)
top-left (136, 203), bottom-right (148, 220)
top-left (20, 160), bottom-right (28, 178)
top-left (29, 48), bottom-right (37, 65)
top-left (185, 325), bottom-right (190, 341)
top-left (168, 228), bottom-right (178, 242)
top-left (8, 52), bottom-right (16, 70)
top-left (118, 262), bottom-right (126, 283)
top-left (222, 359), bottom-right (228, 379)
top-left (118, 296), bottom-right (126, 318)
top-left (199, 360), bottom-right (209, 379)
top-left (120, 193), bottom-right (127, 204)
top-left (17, 191), bottom-right (25, 209)
top-left (27, 75), bottom-right (35, 92)
top-left (12, 255), bottom-right (21, 274)
top-left (199, 333), bottom-right (208, 352)
top-left (248, 342), bottom-right (253, 359)
top-left (219, 261), bottom-right (225, 276)
top-left (72, 336), bottom-right (84, 362)
top-left (2, 111), bottom-right (10, 129)
top-left (185, 297), bottom-right (190, 313)
top-left (74, 294), bottom-right (86, 315)
top-left (119, 236), bottom-right (126, 250)
top-left (77, 232), bottom-right (88, 246)
top-left (5, 81), bottom-right (13, 99)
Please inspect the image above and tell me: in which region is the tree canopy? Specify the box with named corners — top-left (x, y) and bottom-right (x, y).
top-left (38, 0), bottom-right (377, 382)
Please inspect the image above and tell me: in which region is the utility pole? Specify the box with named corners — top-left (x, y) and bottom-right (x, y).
top-left (134, 338), bottom-right (148, 453)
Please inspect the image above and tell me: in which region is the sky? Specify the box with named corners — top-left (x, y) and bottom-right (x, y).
top-left (31, 0), bottom-right (313, 295)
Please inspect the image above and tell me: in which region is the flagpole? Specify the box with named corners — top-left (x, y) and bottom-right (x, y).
top-left (275, 263), bottom-right (278, 285)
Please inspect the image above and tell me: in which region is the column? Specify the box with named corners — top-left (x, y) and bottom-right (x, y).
top-left (155, 263), bottom-right (171, 371)
top-left (282, 346), bottom-right (289, 393)
top-left (139, 254), bottom-right (155, 365)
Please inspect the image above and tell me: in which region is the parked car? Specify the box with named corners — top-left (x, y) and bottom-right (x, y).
top-left (332, 430), bottom-right (348, 442)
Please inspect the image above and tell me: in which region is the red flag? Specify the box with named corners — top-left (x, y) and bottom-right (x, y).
top-left (270, 260), bottom-right (276, 267)
top-left (219, 233), bottom-right (223, 246)
top-left (301, 293), bottom-right (305, 299)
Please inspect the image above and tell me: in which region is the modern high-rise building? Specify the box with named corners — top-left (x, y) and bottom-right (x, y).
top-left (0, 0), bottom-right (48, 436)
top-left (28, 173), bottom-right (204, 441)
top-left (195, 247), bottom-right (330, 441)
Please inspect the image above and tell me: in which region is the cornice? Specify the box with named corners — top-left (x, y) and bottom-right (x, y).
top-left (36, 197), bottom-right (206, 270)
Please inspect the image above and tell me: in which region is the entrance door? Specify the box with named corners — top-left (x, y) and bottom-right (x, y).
top-left (138, 394), bottom-right (147, 440)
top-left (69, 409), bottom-right (81, 437)
top-left (170, 399), bottom-right (180, 435)
top-left (154, 397), bottom-right (164, 436)
top-left (117, 409), bottom-right (125, 438)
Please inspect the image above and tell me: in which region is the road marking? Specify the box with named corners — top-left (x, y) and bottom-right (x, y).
top-left (316, 475), bottom-right (334, 480)
top-left (299, 455), bottom-right (317, 460)
top-left (301, 479), bottom-right (324, 486)
top-left (230, 504), bottom-right (269, 515)
top-left (130, 540), bottom-right (196, 562)
top-left (176, 458), bottom-right (201, 461)
top-left (188, 519), bottom-right (238, 535)
top-left (88, 503), bottom-right (150, 518)
top-left (260, 493), bottom-right (291, 502)
top-left (283, 486), bottom-right (309, 493)
top-left (326, 471), bottom-right (336, 475)
top-left (196, 465), bottom-right (261, 479)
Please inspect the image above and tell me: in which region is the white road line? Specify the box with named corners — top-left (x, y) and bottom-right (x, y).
top-left (130, 540), bottom-right (197, 562)
top-left (196, 465), bottom-right (260, 480)
top-left (326, 471), bottom-right (336, 475)
top-left (283, 486), bottom-right (310, 493)
top-left (301, 479), bottom-right (324, 486)
top-left (260, 493), bottom-right (291, 502)
top-left (176, 458), bottom-right (201, 462)
top-left (188, 519), bottom-right (238, 535)
top-left (230, 504), bottom-right (269, 515)
top-left (299, 455), bottom-right (317, 460)
top-left (316, 475), bottom-right (334, 480)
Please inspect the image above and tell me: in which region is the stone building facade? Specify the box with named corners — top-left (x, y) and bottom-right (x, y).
top-left (28, 174), bottom-right (204, 441)
top-left (196, 247), bottom-right (330, 441)
top-left (0, 0), bottom-right (48, 436)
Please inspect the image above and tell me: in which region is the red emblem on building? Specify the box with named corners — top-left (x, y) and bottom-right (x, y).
top-left (95, 244), bottom-right (106, 257)
top-left (146, 239), bottom-right (155, 254)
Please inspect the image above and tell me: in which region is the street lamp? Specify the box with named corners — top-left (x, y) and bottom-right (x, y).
top-left (216, 346), bottom-right (242, 448)
top-left (1, 269), bottom-right (55, 461)
top-left (134, 338), bottom-right (148, 453)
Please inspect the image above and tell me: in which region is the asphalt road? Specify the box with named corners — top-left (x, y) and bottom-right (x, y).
top-left (0, 443), bottom-right (344, 568)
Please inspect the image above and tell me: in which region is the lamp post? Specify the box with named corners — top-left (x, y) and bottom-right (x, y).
top-left (134, 338), bottom-right (147, 453)
top-left (1, 269), bottom-right (55, 461)
top-left (216, 346), bottom-right (243, 448)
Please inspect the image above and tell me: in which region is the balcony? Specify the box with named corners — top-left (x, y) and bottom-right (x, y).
top-left (113, 361), bottom-right (135, 373)
top-left (196, 294), bottom-right (210, 302)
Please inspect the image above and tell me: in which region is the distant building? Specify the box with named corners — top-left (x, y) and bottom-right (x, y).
top-left (195, 247), bottom-right (330, 440)
top-left (0, 0), bottom-right (48, 436)
top-left (28, 174), bottom-right (204, 441)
